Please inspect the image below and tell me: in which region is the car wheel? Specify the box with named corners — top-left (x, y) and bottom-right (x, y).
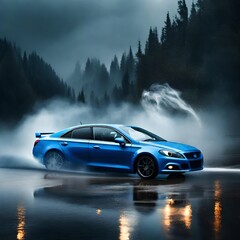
top-left (136, 155), bottom-right (158, 179)
top-left (44, 151), bottom-right (64, 170)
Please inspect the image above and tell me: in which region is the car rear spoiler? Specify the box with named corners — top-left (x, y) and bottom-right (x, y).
top-left (35, 132), bottom-right (54, 138)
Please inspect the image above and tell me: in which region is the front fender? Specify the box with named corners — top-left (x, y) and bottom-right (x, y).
top-left (131, 144), bottom-right (160, 172)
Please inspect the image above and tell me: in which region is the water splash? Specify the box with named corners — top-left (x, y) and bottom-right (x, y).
top-left (141, 83), bottom-right (201, 125)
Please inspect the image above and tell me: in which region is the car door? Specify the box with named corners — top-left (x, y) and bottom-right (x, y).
top-left (88, 126), bottom-right (134, 170)
top-left (60, 127), bottom-right (92, 164)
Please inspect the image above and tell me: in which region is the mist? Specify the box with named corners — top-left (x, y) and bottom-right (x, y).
top-left (0, 83), bottom-right (237, 170)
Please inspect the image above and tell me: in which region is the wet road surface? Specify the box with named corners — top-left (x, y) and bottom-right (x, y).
top-left (0, 167), bottom-right (239, 240)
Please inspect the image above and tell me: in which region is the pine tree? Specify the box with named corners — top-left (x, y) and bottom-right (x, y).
top-left (100, 64), bottom-right (110, 87)
top-left (22, 51), bottom-right (28, 70)
top-left (145, 27), bottom-right (160, 55)
top-left (85, 58), bottom-right (91, 76)
top-left (189, 2), bottom-right (197, 23)
top-left (110, 55), bottom-right (121, 86)
top-left (161, 12), bottom-right (172, 44)
top-left (126, 47), bottom-right (136, 82)
top-left (120, 53), bottom-right (126, 77)
top-left (77, 89), bottom-right (85, 104)
top-left (196, 0), bottom-right (204, 17)
top-left (177, 0), bottom-right (188, 24)
top-left (136, 41), bottom-right (143, 61)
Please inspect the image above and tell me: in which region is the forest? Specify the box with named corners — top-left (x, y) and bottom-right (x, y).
top-left (0, 0), bottom-right (239, 123)
top-left (0, 39), bottom-right (75, 123)
top-left (69, 0), bottom-right (239, 108)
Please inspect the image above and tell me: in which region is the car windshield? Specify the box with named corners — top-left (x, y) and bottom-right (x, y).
top-left (120, 126), bottom-right (166, 142)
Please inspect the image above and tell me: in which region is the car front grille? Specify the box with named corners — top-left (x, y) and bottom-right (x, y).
top-left (184, 151), bottom-right (201, 159)
top-left (181, 163), bottom-right (189, 170)
top-left (189, 160), bottom-right (202, 169)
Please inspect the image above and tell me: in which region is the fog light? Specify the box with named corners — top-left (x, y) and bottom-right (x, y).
top-left (96, 209), bottom-right (102, 215)
top-left (168, 165), bottom-right (173, 170)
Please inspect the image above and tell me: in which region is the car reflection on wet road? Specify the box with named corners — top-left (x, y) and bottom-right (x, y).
top-left (0, 168), bottom-right (239, 240)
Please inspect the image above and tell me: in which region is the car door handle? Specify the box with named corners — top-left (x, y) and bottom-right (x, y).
top-left (61, 142), bottom-right (68, 146)
top-left (93, 145), bottom-right (100, 149)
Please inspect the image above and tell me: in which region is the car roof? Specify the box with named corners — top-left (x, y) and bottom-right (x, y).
top-left (68, 123), bottom-right (126, 130)
top-left (50, 124), bottom-right (127, 138)
top-left (56, 124), bottom-right (136, 131)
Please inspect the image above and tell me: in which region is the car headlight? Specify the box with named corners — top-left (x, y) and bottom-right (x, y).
top-left (159, 150), bottom-right (184, 158)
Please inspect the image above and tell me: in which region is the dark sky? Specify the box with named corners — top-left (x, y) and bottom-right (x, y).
top-left (0, 0), bottom-right (191, 79)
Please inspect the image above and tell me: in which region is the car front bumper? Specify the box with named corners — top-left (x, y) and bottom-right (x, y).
top-left (158, 157), bottom-right (204, 173)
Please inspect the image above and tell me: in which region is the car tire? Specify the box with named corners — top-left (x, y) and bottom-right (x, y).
top-left (44, 150), bottom-right (65, 170)
top-left (136, 155), bottom-right (158, 179)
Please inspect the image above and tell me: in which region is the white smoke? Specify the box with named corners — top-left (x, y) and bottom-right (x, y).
top-left (142, 83), bottom-right (201, 125)
top-left (0, 83), bottom-right (236, 169)
top-left (139, 84), bottom-right (228, 165)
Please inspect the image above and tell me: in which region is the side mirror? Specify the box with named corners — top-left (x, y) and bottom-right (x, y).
top-left (114, 137), bottom-right (126, 146)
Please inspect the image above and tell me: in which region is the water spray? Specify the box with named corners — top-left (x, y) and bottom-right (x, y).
top-left (141, 83), bottom-right (201, 126)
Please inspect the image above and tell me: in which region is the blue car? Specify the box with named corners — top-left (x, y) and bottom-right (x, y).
top-left (32, 124), bottom-right (203, 179)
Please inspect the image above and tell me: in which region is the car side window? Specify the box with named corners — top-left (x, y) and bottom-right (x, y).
top-left (72, 127), bottom-right (92, 139)
top-left (94, 127), bottom-right (122, 142)
top-left (61, 127), bottom-right (92, 140)
top-left (61, 131), bottom-right (72, 138)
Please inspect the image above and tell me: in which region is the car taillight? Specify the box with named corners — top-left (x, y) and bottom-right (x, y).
top-left (34, 139), bottom-right (40, 147)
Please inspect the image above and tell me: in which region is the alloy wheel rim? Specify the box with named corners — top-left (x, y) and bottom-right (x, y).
top-left (137, 157), bottom-right (155, 178)
top-left (46, 152), bottom-right (63, 170)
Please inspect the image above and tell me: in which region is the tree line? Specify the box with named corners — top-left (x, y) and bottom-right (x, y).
top-left (69, 0), bottom-right (239, 108)
top-left (0, 0), bottom-right (239, 123)
top-left (0, 38), bottom-right (75, 123)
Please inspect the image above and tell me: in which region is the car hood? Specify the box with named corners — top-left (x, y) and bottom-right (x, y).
top-left (140, 141), bottom-right (199, 152)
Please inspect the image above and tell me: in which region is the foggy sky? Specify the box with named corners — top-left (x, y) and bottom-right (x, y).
top-left (0, 0), bottom-right (192, 79)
